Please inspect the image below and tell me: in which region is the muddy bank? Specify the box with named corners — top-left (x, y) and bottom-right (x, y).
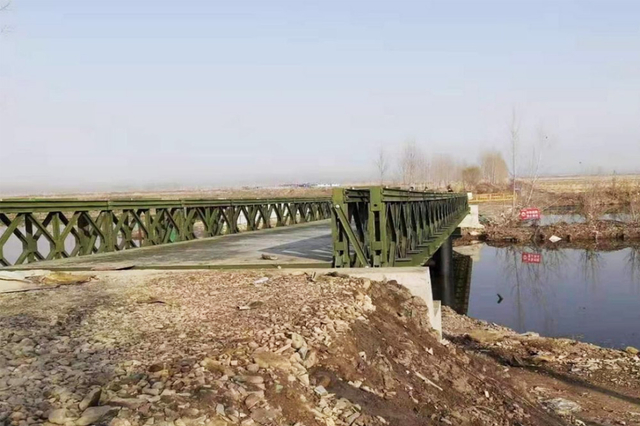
top-left (460, 220), bottom-right (640, 245)
top-left (444, 307), bottom-right (640, 426)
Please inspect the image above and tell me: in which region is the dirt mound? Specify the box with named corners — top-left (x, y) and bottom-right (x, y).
top-left (316, 280), bottom-right (563, 425)
top-left (1, 271), bottom-right (572, 425)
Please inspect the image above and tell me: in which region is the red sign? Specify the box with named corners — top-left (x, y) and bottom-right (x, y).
top-left (522, 252), bottom-right (542, 264)
top-left (519, 208), bottom-right (541, 220)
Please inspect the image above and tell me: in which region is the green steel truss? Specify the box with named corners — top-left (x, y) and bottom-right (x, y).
top-left (0, 198), bottom-right (331, 267)
top-left (331, 187), bottom-right (469, 268)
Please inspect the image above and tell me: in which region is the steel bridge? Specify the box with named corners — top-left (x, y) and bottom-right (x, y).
top-left (331, 187), bottom-right (469, 268)
top-left (0, 187), bottom-right (468, 270)
top-left (0, 197), bottom-right (332, 267)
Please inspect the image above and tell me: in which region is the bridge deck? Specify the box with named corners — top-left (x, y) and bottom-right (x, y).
top-left (7, 221), bottom-right (332, 270)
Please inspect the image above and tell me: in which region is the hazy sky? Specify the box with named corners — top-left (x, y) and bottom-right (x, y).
top-left (1, 0), bottom-right (639, 192)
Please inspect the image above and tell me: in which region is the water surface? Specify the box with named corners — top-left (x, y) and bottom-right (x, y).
top-left (461, 244), bottom-right (640, 349)
top-left (536, 206), bottom-right (633, 225)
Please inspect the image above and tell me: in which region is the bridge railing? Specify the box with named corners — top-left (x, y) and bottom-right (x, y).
top-left (0, 197), bottom-right (331, 267)
top-left (331, 187), bottom-right (469, 268)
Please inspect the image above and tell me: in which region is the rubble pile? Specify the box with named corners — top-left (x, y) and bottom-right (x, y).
top-left (0, 270), bottom-right (587, 425)
top-left (443, 307), bottom-right (640, 425)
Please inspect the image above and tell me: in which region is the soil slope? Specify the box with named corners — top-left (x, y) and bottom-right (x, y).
top-left (0, 270), bottom-right (627, 425)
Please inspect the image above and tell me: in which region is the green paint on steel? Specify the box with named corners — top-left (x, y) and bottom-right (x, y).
top-left (0, 197), bottom-right (332, 267)
top-left (333, 204), bottom-right (369, 267)
top-left (331, 187), bottom-right (469, 268)
top-left (0, 190), bottom-right (468, 269)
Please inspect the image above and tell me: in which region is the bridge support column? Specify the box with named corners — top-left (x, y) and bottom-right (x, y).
top-left (431, 235), bottom-right (454, 307)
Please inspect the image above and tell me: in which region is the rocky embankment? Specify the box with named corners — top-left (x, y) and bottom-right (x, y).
top-left (492, 221), bottom-right (640, 243)
top-left (1, 270), bottom-right (638, 426)
top-left (443, 308), bottom-right (640, 426)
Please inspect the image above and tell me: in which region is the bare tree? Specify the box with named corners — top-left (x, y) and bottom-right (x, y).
top-left (374, 146), bottom-right (389, 185)
top-left (630, 179), bottom-right (640, 225)
top-left (420, 153), bottom-right (431, 188)
top-left (522, 123), bottom-right (553, 205)
top-left (461, 166), bottom-right (482, 190)
top-left (399, 140), bottom-right (422, 187)
top-left (579, 177), bottom-right (608, 225)
top-left (432, 153), bottom-right (457, 188)
top-left (0, 1), bottom-right (11, 34)
top-left (451, 160), bottom-right (465, 187)
top-left (480, 149), bottom-right (509, 185)
top-left (509, 108), bottom-right (520, 210)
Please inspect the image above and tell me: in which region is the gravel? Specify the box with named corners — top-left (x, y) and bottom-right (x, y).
top-left (0, 270), bottom-right (381, 426)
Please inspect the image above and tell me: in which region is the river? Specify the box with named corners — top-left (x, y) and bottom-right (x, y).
top-left (458, 243), bottom-right (640, 349)
top-left (535, 206), bottom-right (633, 225)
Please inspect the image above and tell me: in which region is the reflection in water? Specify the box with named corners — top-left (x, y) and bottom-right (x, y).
top-left (451, 252), bottom-right (472, 315)
top-left (580, 249), bottom-right (603, 289)
top-left (626, 247), bottom-right (640, 284)
top-left (453, 243), bottom-right (640, 349)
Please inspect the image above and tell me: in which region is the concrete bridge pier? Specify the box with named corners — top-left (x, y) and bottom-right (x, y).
top-left (430, 235), bottom-right (455, 308)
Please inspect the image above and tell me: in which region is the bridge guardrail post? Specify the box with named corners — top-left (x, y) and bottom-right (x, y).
top-left (331, 188), bottom-right (350, 268)
top-left (51, 212), bottom-right (63, 259)
top-left (24, 214), bottom-right (37, 263)
top-left (143, 209), bottom-right (153, 246)
top-left (178, 206), bottom-right (186, 241)
top-left (102, 209), bottom-right (115, 252)
top-left (368, 186), bottom-right (388, 267)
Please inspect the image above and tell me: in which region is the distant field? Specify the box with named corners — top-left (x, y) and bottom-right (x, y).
top-left (532, 174), bottom-right (640, 193)
top-left (0, 187), bottom-right (333, 200)
top-left (4, 175), bottom-right (640, 200)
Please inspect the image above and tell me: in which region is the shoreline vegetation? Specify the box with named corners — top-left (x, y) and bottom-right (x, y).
top-left (461, 219), bottom-right (640, 246)
top-left (464, 175), bottom-right (640, 246)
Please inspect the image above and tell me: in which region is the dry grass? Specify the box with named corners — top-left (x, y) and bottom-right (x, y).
top-left (3, 187), bottom-right (333, 200)
top-left (533, 174), bottom-right (640, 194)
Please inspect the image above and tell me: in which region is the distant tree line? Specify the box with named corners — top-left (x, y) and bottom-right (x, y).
top-left (374, 140), bottom-right (510, 191)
